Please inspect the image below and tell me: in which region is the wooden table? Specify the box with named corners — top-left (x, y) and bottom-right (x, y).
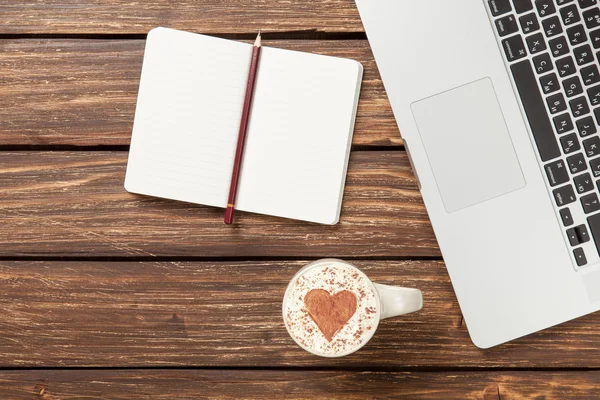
top-left (1, 1), bottom-right (599, 398)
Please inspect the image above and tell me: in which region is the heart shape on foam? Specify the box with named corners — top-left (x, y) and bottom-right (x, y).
top-left (304, 289), bottom-right (358, 342)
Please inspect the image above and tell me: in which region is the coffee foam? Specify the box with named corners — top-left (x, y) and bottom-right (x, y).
top-left (283, 262), bottom-right (379, 356)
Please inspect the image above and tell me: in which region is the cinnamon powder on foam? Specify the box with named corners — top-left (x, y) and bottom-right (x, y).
top-left (284, 263), bottom-right (378, 356)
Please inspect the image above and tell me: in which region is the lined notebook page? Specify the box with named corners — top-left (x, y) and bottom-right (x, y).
top-left (235, 46), bottom-right (362, 224)
top-left (125, 28), bottom-right (250, 208)
top-left (125, 27), bottom-right (363, 224)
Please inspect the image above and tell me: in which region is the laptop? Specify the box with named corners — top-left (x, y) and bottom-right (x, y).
top-left (356, 0), bottom-right (600, 348)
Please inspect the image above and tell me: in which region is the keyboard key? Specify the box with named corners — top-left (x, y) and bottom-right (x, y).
top-left (564, 76), bottom-right (584, 97)
top-left (579, 0), bottom-right (598, 9)
top-left (554, 184), bottom-right (577, 206)
top-left (568, 152), bottom-right (587, 173)
top-left (570, 96), bottom-right (590, 117)
top-left (573, 46), bottom-right (593, 68)
top-left (561, 4), bottom-right (581, 25)
top-left (567, 225), bottom-right (590, 244)
top-left (567, 226), bottom-right (581, 245)
top-left (581, 64), bottom-right (600, 85)
top-left (547, 92), bottom-right (567, 113)
top-left (591, 157), bottom-right (600, 176)
top-left (533, 53), bottom-right (553, 73)
top-left (584, 135), bottom-right (600, 157)
top-left (554, 113), bottom-right (574, 133)
top-left (555, 56), bottom-right (576, 77)
top-left (588, 84), bottom-right (600, 105)
top-left (576, 115), bottom-right (597, 137)
top-left (557, 0), bottom-right (574, 5)
top-left (561, 132), bottom-right (581, 154)
top-left (567, 24), bottom-right (587, 45)
top-left (587, 212), bottom-right (600, 255)
top-left (549, 36), bottom-right (569, 57)
top-left (581, 192), bottom-right (600, 212)
top-left (514, 0), bottom-right (534, 13)
top-left (540, 72), bottom-right (560, 93)
top-left (576, 224), bottom-right (591, 242)
top-left (503, 35), bottom-right (528, 61)
top-left (574, 172), bottom-right (594, 193)
top-left (535, 0), bottom-right (556, 17)
top-left (526, 33), bottom-right (547, 54)
top-left (511, 60), bottom-right (561, 161)
top-left (496, 14), bottom-right (519, 36)
top-left (543, 15), bottom-right (563, 37)
top-left (595, 107), bottom-right (600, 124)
top-left (560, 207), bottom-right (575, 226)
top-left (490, 0), bottom-right (512, 15)
top-left (520, 12), bottom-right (540, 33)
top-left (591, 28), bottom-right (600, 48)
top-left (574, 247), bottom-right (588, 266)
top-left (594, 32), bottom-right (600, 52)
top-left (545, 159), bottom-right (570, 186)
top-left (583, 7), bottom-right (600, 28)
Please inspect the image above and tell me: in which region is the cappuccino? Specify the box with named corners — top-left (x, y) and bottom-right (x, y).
top-left (283, 260), bottom-right (379, 357)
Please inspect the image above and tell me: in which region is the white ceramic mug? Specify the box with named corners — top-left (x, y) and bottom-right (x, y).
top-left (282, 259), bottom-right (423, 357)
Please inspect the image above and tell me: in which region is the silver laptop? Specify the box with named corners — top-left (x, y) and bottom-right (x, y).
top-left (356, 0), bottom-right (600, 348)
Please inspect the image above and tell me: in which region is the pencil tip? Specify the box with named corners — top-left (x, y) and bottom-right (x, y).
top-left (255, 31), bottom-right (262, 47)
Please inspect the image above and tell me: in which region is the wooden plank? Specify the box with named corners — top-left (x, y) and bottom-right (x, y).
top-left (1, 370), bottom-right (600, 399)
top-left (0, 39), bottom-right (398, 147)
top-left (1, 1), bottom-right (363, 35)
top-left (0, 39), bottom-right (400, 147)
top-left (2, 260), bottom-right (600, 368)
top-left (0, 151), bottom-right (436, 258)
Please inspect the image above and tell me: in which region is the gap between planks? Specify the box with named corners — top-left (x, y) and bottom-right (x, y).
top-left (0, 145), bottom-right (404, 152)
top-left (1, 369), bottom-right (599, 399)
top-left (0, 256), bottom-right (442, 262)
top-left (0, 32), bottom-right (368, 41)
top-left (0, 366), bottom-right (599, 372)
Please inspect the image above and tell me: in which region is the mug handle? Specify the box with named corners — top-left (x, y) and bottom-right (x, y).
top-left (374, 283), bottom-right (423, 320)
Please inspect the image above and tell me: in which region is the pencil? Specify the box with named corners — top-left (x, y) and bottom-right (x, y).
top-left (224, 32), bottom-right (262, 225)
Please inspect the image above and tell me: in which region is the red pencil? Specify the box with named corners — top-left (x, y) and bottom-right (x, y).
top-left (224, 32), bottom-right (262, 225)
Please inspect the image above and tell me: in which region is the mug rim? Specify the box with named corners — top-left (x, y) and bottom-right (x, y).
top-left (282, 258), bottom-right (381, 358)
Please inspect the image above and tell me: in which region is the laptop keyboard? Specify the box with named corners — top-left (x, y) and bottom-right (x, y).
top-left (488, 0), bottom-right (600, 268)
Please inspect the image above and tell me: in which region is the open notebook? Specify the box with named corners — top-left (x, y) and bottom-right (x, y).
top-left (125, 27), bottom-right (363, 224)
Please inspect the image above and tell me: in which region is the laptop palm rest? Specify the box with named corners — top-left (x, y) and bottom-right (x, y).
top-left (411, 78), bottom-right (526, 213)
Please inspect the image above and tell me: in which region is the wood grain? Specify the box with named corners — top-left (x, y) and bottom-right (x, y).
top-left (0, 1), bottom-right (364, 35)
top-left (2, 370), bottom-right (600, 399)
top-left (0, 151), bottom-right (436, 258)
top-left (2, 260), bottom-right (600, 368)
top-left (0, 39), bottom-right (400, 147)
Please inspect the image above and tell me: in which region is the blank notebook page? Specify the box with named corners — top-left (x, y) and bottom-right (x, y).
top-left (125, 27), bottom-right (363, 224)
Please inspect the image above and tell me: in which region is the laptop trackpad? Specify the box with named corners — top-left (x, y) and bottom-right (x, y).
top-left (411, 78), bottom-right (526, 213)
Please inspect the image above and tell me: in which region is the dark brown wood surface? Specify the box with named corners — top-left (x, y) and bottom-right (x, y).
top-left (1, 1), bottom-right (364, 34)
top-left (1, 1), bottom-right (597, 398)
top-left (1, 370), bottom-right (599, 399)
